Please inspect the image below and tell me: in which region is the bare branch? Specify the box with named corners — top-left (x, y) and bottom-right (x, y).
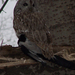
top-left (0, 0), bottom-right (8, 13)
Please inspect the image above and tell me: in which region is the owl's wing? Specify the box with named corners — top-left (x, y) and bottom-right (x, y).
top-left (19, 44), bottom-right (46, 64)
top-left (19, 39), bottom-right (42, 54)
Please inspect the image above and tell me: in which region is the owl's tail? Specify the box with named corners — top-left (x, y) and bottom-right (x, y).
top-left (50, 55), bottom-right (75, 70)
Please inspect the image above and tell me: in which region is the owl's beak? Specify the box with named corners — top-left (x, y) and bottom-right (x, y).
top-left (29, 6), bottom-right (34, 12)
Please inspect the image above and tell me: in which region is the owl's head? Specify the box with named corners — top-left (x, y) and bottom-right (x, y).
top-left (14, 0), bottom-right (38, 15)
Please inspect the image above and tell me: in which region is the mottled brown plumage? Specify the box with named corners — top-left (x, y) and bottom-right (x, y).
top-left (13, 0), bottom-right (53, 59)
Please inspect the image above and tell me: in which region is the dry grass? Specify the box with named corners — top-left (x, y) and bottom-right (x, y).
top-left (53, 45), bottom-right (75, 61)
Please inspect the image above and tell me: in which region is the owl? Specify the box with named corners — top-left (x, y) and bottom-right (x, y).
top-left (13, 0), bottom-right (53, 59)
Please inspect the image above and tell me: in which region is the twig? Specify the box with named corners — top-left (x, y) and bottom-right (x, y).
top-left (0, 0), bottom-right (8, 13)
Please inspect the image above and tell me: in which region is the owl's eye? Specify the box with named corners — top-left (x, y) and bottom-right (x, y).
top-left (23, 3), bottom-right (28, 6)
top-left (33, 4), bottom-right (35, 7)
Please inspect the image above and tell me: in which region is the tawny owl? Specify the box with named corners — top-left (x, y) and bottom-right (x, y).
top-left (13, 0), bottom-right (53, 59)
top-left (13, 0), bottom-right (75, 69)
